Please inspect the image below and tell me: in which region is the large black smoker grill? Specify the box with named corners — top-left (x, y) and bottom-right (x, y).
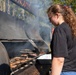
top-left (0, 11), bottom-right (51, 75)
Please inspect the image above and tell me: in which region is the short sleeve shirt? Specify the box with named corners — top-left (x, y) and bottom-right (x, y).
top-left (51, 22), bottom-right (70, 57)
top-left (51, 22), bottom-right (76, 71)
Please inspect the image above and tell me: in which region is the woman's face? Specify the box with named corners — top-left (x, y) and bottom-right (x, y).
top-left (49, 14), bottom-right (59, 26)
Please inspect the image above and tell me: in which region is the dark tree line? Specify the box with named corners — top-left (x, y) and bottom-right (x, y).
top-left (53, 0), bottom-right (76, 13)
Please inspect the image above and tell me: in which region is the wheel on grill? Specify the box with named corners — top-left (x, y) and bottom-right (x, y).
top-left (0, 42), bottom-right (11, 75)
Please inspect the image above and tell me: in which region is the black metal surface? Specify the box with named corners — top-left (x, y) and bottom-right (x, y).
top-left (0, 11), bottom-right (42, 40)
top-left (0, 42), bottom-right (9, 64)
top-left (0, 42), bottom-right (11, 75)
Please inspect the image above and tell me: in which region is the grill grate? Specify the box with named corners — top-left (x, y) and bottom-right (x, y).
top-left (10, 58), bottom-right (36, 75)
top-left (10, 50), bottom-right (38, 75)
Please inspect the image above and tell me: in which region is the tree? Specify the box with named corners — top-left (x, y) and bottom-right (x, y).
top-left (6, 0), bottom-right (10, 14)
top-left (0, 0), bottom-right (6, 12)
top-left (53, 0), bottom-right (76, 13)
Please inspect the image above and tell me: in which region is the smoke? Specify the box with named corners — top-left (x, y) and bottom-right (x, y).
top-left (0, 11), bottom-right (28, 39)
top-left (2, 42), bottom-right (35, 58)
top-left (24, 0), bottom-right (52, 42)
top-left (0, 0), bottom-right (52, 58)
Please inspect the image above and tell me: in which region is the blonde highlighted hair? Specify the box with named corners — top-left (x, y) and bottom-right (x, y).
top-left (47, 4), bottom-right (76, 37)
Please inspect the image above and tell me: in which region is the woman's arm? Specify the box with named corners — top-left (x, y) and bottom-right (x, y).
top-left (51, 57), bottom-right (64, 75)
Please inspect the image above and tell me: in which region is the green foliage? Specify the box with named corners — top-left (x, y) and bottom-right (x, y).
top-left (53, 0), bottom-right (76, 13)
top-left (71, 0), bottom-right (76, 13)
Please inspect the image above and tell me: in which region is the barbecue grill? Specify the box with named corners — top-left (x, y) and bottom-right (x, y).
top-left (1, 40), bottom-right (51, 75)
top-left (10, 52), bottom-right (51, 75)
top-left (0, 10), bottom-right (51, 75)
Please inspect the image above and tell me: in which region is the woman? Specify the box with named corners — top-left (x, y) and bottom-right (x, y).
top-left (47, 4), bottom-right (76, 75)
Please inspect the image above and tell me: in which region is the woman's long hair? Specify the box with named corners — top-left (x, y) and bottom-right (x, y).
top-left (47, 4), bottom-right (76, 37)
